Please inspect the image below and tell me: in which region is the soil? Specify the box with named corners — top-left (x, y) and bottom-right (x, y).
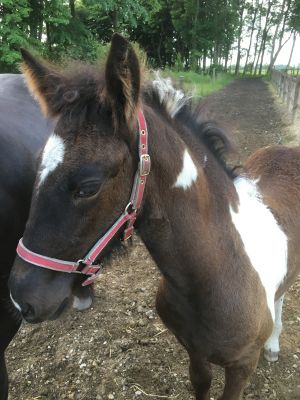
top-left (7, 78), bottom-right (300, 400)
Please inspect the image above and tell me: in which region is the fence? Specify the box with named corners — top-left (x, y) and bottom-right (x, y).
top-left (271, 70), bottom-right (300, 123)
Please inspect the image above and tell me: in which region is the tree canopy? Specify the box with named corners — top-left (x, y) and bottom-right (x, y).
top-left (0, 0), bottom-right (299, 73)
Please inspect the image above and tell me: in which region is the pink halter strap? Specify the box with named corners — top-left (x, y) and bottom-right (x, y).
top-left (16, 111), bottom-right (151, 286)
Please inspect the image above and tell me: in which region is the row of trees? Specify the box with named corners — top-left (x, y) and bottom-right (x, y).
top-left (0, 0), bottom-right (299, 73)
top-left (236, 0), bottom-right (300, 75)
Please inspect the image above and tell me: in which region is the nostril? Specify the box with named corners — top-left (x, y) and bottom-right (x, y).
top-left (21, 303), bottom-right (35, 319)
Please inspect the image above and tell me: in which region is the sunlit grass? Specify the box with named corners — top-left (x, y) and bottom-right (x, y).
top-left (286, 69), bottom-right (300, 76)
top-left (159, 70), bottom-right (235, 98)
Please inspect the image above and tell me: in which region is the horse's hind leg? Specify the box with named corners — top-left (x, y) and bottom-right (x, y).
top-left (188, 352), bottom-right (212, 400)
top-left (264, 295), bottom-right (284, 362)
top-left (220, 350), bottom-right (260, 400)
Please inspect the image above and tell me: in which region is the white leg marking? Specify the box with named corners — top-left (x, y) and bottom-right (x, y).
top-left (174, 149), bottom-right (198, 190)
top-left (10, 292), bottom-right (22, 312)
top-left (264, 295), bottom-right (284, 362)
top-left (230, 177), bottom-right (288, 320)
top-left (39, 134), bottom-right (65, 185)
top-left (72, 295), bottom-right (93, 311)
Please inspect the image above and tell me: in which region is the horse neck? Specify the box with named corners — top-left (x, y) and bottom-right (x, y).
top-left (137, 107), bottom-right (238, 288)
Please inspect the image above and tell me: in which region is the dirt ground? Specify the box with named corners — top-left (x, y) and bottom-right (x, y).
top-left (7, 78), bottom-right (300, 400)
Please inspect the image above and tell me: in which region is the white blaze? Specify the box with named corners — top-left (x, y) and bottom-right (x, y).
top-left (174, 149), bottom-right (198, 190)
top-left (39, 134), bottom-right (65, 185)
top-left (230, 177), bottom-right (288, 320)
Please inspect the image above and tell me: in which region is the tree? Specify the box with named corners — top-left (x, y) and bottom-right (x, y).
top-left (235, 0), bottom-right (246, 75)
top-left (243, 0), bottom-right (259, 75)
top-left (268, 0), bottom-right (292, 73)
top-left (0, 0), bottom-right (30, 72)
top-left (286, 29), bottom-right (297, 69)
top-left (289, 0), bottom-right (300, 32)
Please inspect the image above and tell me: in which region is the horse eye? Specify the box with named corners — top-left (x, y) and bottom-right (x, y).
top-left (75, 181), bottom-right (102, 199)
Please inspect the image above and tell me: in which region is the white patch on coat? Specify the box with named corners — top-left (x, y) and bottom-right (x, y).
top-left (10, 292), bottom-right (22, 312)
top-left (230, 177), bottom-right (288, 320)
top-left (174, 149), bottom-right (198, 190)
top-left (39, 134), bottom-right (65, 185)
top-left (264, 295), bottom-right (284, 362)
top-left (72, 295), bottom-right (93, 311)
top-left (152, 72), bottom-right (189, 118)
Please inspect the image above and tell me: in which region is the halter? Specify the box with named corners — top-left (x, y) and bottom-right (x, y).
top-left (16, 111), bottom-right (151, 286)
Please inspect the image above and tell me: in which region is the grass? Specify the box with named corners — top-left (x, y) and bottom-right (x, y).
top-left (286, 69), bottom-right (300, 76)
top-left (160, 70), bottom-right (235, 98)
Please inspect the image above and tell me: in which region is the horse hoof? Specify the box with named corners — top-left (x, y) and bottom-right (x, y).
top-left (72, 295), bottom-right (93, 311)
top-left (264, 350), bottom-right (279, 362)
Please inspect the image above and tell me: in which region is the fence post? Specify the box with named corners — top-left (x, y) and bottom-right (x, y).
top-left (293, 80), bottom-right (300, 122)
top-left (179, 76), bottom-right (184, 90)
top-left (212, 68), bottom-right (216, 83)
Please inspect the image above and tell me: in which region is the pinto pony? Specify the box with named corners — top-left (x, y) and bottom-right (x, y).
top-left (9, 35), bottom-right (300, 399)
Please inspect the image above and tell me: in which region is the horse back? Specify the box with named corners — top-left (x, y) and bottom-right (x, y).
top-left (0, 74), bottom-right (52, 281)
top-left (0, 74), bottom-right (52, 153)
top-left (244, 145), bottom-right (300, 294)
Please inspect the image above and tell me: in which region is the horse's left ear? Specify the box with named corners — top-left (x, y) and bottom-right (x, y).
top-left (20, 49), bottom-right (64, 117)
top-left (105, 34), bottom-right (140, 130)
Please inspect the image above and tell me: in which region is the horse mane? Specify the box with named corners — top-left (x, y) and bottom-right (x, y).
top-left (146, 75), bottom-right (238, 178)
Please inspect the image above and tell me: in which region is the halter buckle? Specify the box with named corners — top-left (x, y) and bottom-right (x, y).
top-left (75, 259), bottom-right (90, 274)
top-left (82, 264), bottom-right (103, 286)
top-left (140, 154), bottom-right (151, 176)
top-left (123, 225), bottom-right (134, 241)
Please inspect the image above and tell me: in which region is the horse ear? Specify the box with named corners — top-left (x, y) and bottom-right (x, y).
top-left (105, 34), bottom-right (140, 129)
top-left (20, 49), bottom-right (63, 117)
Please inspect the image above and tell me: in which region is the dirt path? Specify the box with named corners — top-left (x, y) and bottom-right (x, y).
top-left (7, 78), bottom-right (300, 400)
top-left (203, 78), bottom-right (293, 160)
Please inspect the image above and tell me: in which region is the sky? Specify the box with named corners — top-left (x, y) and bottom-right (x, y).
top-left (275, 34), bottom-right (300, 66)
top-left (233, 32), bottom-right (300, 68)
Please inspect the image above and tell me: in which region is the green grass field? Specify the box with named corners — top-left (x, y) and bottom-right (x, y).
top-left (160, 70), bottom-right (235, 98)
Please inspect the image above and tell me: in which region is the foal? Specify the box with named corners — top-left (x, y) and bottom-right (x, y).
top-left (9, 34), bottom-right (300, 399)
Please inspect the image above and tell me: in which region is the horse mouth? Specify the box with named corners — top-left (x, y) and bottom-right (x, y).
top-left (49, 297), bottom-right (70, 320)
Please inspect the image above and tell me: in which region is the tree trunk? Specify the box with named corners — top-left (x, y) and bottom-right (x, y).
top-left (258, 0), bottom-right (272, 75)
top-left (268, 0), bottom-right (287, 69)
top-left (28, 0), bottom-right (43, 40)
top-left (213, 42), bottom-right (219, 66)
top-left (224, 51), bottom-right (229, 72)
top-left (252, 10), bottom-right (262, 75)
top-left (202, 50), bottom-right (207, 73)
top-left (286, 31), bottom-right (297, 71)
top-left (157, 29), bottom-right (162, 67)
top-left (268, 0), bottom-right (291, 73)
top-left (192, 0), bottom-right (200, 51)
top-left (235, 0), bottom-right (245, 75)
top-left (112, 8), bottom-right (118, 32)
top-left (45, 20), bottom-right (52, 52)
top-left (243, 4), bottom-right (258, 75)
top-left (69, 0), bottom-right (75, 18)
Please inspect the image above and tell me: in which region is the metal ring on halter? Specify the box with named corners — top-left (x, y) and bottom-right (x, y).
top-left (125, 202), bottom-right (135, 214)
